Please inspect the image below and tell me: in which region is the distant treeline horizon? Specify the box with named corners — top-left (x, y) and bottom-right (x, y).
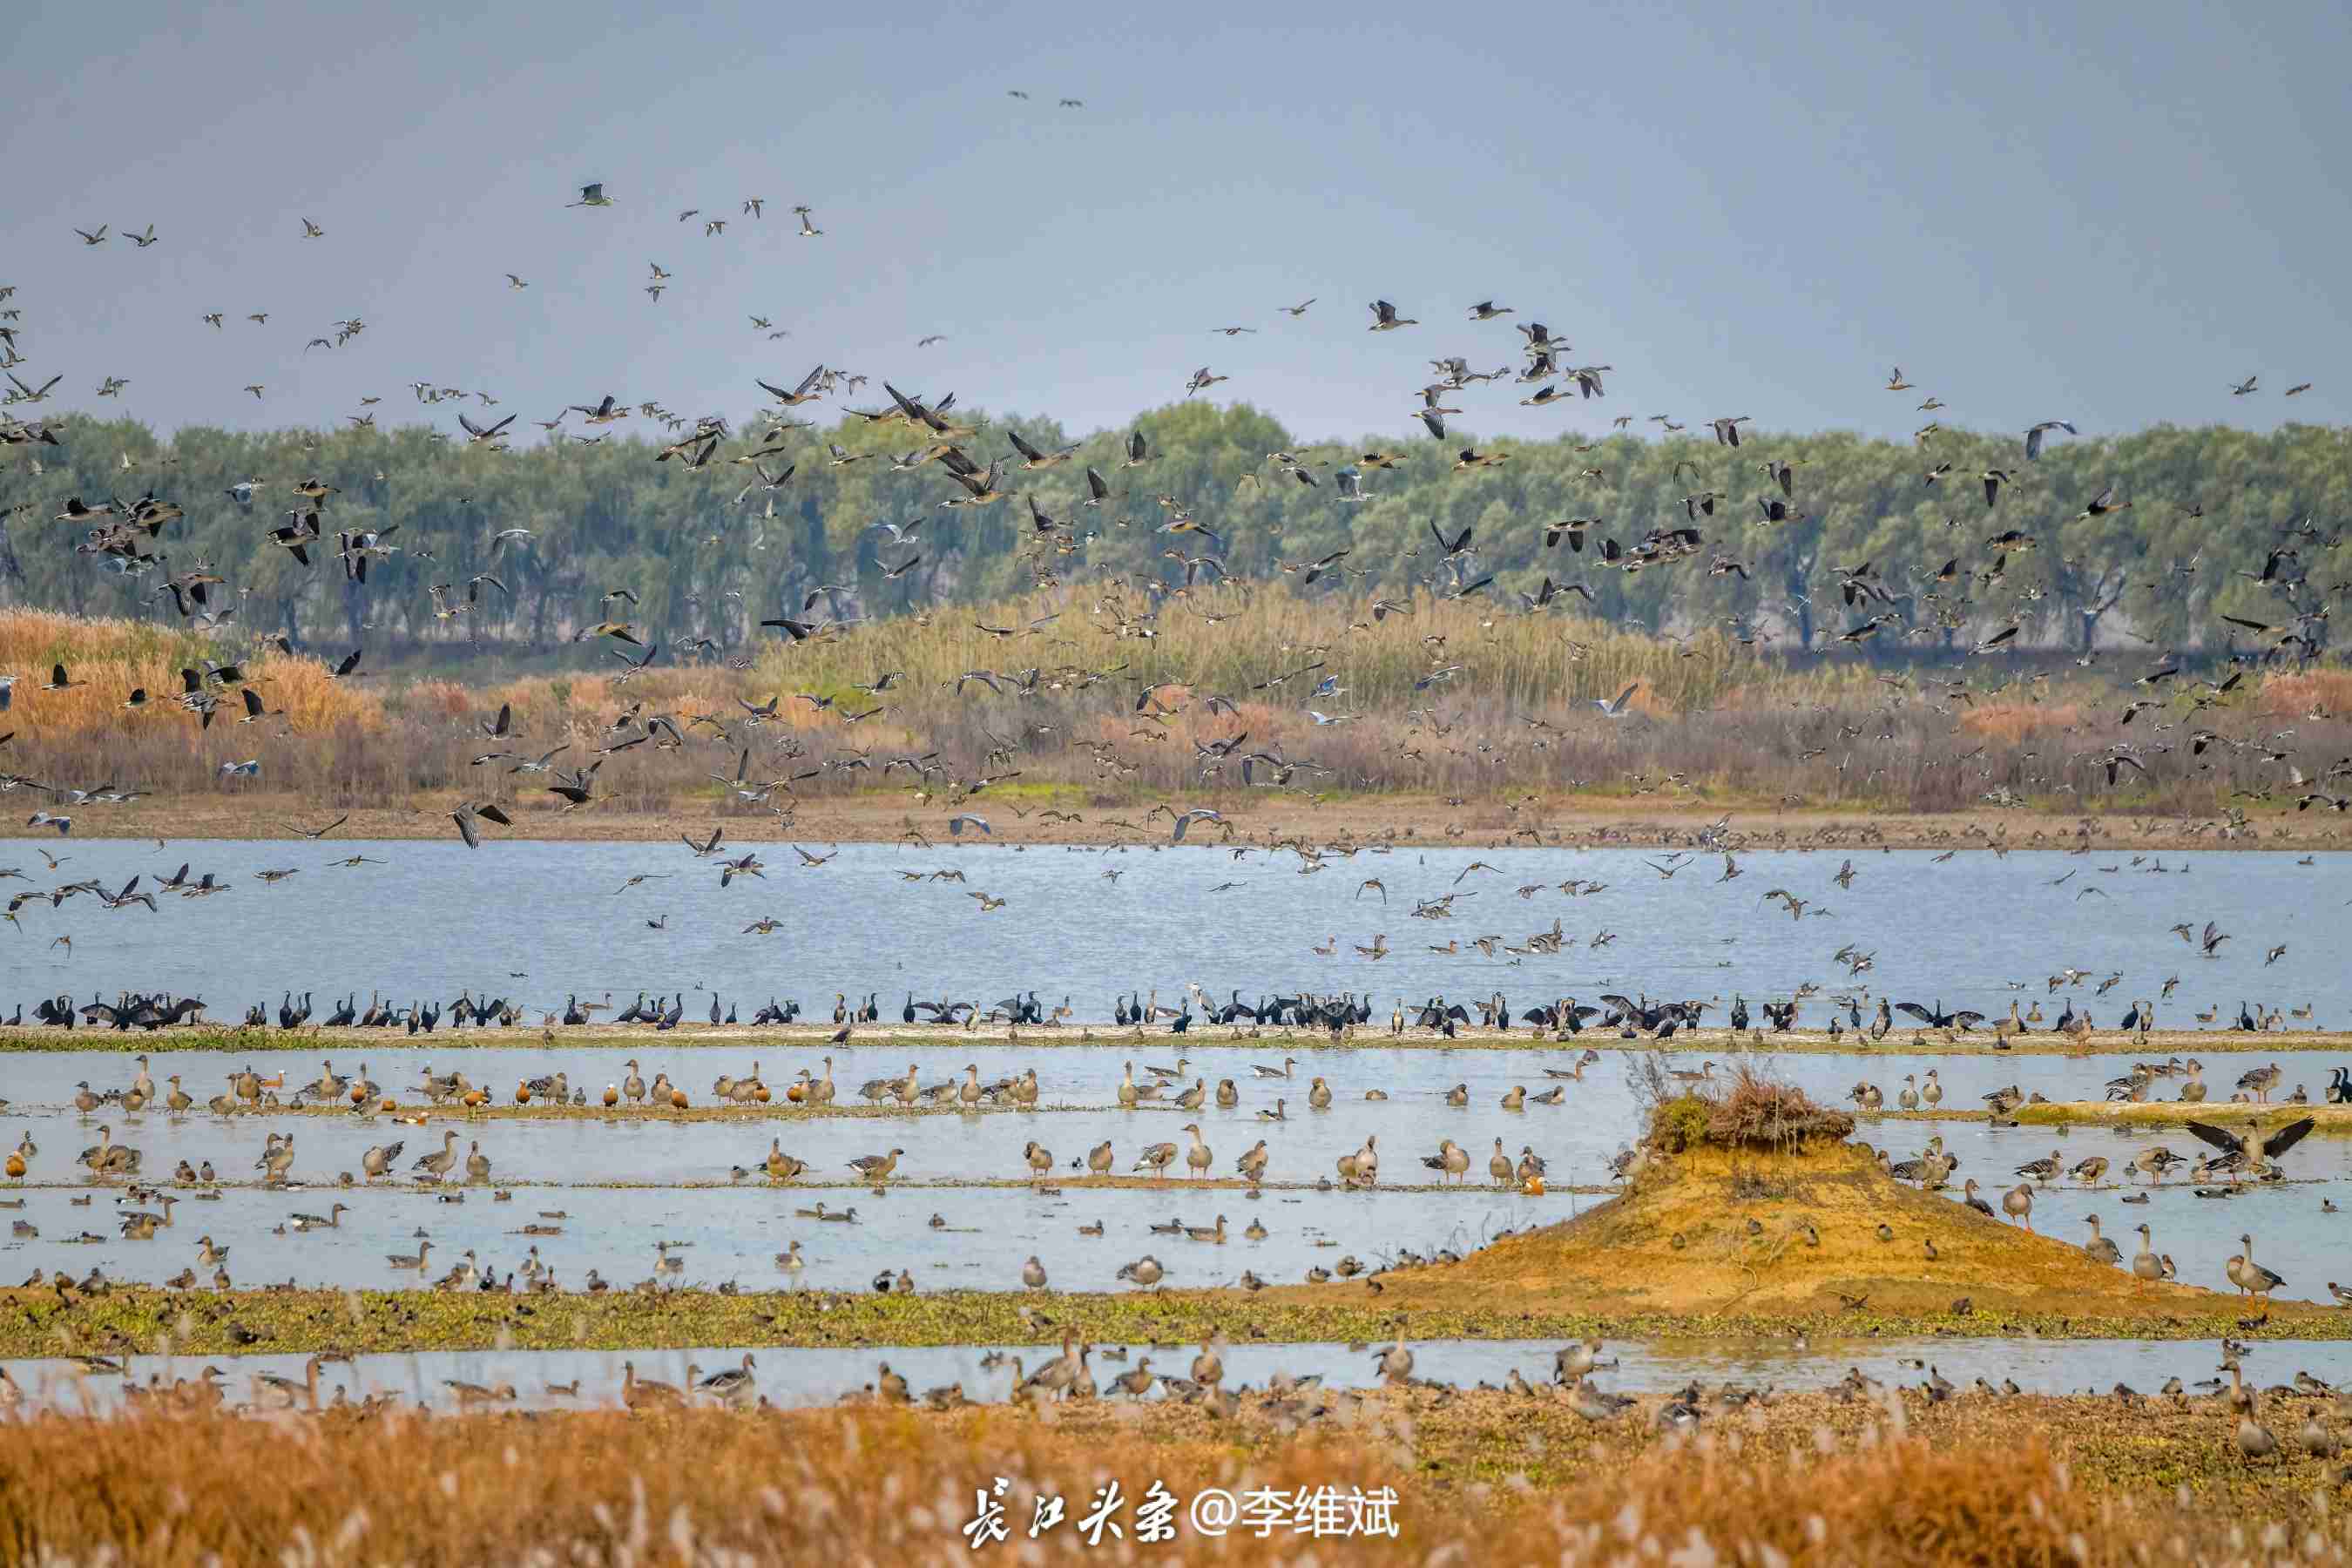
top-left (3, 402), bottom-right (2344, 668)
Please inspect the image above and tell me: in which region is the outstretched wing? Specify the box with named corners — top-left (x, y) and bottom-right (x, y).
top-left (2263, 1117), bottom-right (2317, 1160)
top-left (2181, 1119), bottom-right (2245, 1156)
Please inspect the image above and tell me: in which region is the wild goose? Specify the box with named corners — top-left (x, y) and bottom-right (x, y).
top-left (1117, 1254), bottom-right (1166, 1288)
top-left (1490, 1139), bottom-right (1514, 1184)
top-left (1500, 1085), bottom-right (1525, 1111)
top-left (465, 1142), bottom-right (492, 1183)
top-left (2227, 1232), bottom-right (2287, 1301)
top-left (846, 1147), bottom-right (903, 1182)
top-left (253, 1355), bottom-right (332, 1412)
top-left (289, 1203), bottom-right (348, 1232)
top-left (1256, 1099), bottom-right (1288, 1122)
top-left (764, 1139), bottom-right (808, 1180)
top-left (1336, 1135), bottom-right (1378, 1187)
top-left (412, 1130), bottom-right (460, 1180)
top-left (384, 1240), bottom-right (431, 1271)
top-left (1251, 1057), bottom-right (1297, 1079)
top-left (1215, 1079), bottom-right (1239, 1108)
top-left (622, 1361), bottom-right (685, 1409)
top-left (1132, 1139), bottom-right (1179, 1178)
top-left (361, 1140), bottom-right (402, 1181)
top-left (1960, 1179), bottom-right (1996, 1218)
top-left (1306, 1077), bottom-right (1333, 1110)
top-left (2070, 1156), bottom-right (2109, 1184)
top-left (2082, 1214), bottom-right (2120, 1266)
top-left (2014, 1150), bottom-right (2062, 1182)
top-left (2237, 1063), bottom-right (2283, 1103)
top-left (1372, 1324), bottom-right (1415, 1385)
top-left (1445, 1084), bottom-right (1470, 1107)
top-left (1233, 1139), bottom-right (1268, 1183)
top-left (2001, 1184), bottom-right (2034, 1232)
top-left (1422, 1139), bottom-right (1470, 1185)
top-left (1517, 1146), bottom-right (1547, 1186)
top-left (698, 1354), bottom-right (758, 1408)
top-left (2132, 1224), bottom-right (2164, 1286)
top-left (2185, 1117), bottom-right (2314, 1179)
top-left (253, 1132), bottom-right (295, 1185)
top-left (1182, 1123), bottom-right (1212, 1178)
top-left (1191, 1334), bottom-right (1226, 1388)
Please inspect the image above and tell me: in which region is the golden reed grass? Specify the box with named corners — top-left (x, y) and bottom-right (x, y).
top-left (3, 598), bottom-right (2341, 817)
top-left (0, 1402), bottom-right (2285, 1567)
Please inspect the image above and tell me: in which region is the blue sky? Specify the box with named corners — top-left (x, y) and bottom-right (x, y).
top-left (6, 0), bottom-right (2346, 450)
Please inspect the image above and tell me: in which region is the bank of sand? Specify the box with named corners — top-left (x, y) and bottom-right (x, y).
top-left (0, 789), bottom-right (2342, 850)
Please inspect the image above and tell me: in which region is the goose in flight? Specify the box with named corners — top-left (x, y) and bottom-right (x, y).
top-left (1591, 683), bottom-right (1639, 718)
top-left (1367, 301), bottom-right (1416, 331)
top-left (2024, 420), bottom-right (2076, 459)
top-left (301, 218), bottom-right (324, 238)
top-left (794, 206), bottom-right (822, 237)
top-left (2229, 374), bottom-right (2259, 395)
top-left (567, 184), bottom-right (614, 207)
top-left (74, 225), bottom-right (109, 246)
top-left (456, 411), bottom-right (516, 445)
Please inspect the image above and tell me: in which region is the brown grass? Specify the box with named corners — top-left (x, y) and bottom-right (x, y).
top-left (0, 1393), bottom-right (2318, 1565)
top-left (4, 598), bottom-right (2348, 820)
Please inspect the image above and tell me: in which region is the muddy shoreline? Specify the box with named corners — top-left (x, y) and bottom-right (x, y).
top-left (0, 793), bottom-right (2339, 850)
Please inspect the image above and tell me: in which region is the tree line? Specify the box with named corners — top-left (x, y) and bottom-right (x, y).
top-left (5, 401), bottom-right (2344, 666)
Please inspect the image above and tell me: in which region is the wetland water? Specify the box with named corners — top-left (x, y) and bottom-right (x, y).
top-left (6, 1041), bottom-right (2348, 1302)
top-left (3, 841), bottom-right (2345, 1375)
top-left (2, 1337), bottom-right (2339, 1416)
top-left (3, 841), bottom-right (2342, 1028)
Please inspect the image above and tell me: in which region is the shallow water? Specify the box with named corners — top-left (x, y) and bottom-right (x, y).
top-left (3, 841), bottom-right (2346, 1303)
top-left (6, 841), bottom-right (2342, 1031)
top-left (2, 1058), bottom-right (2347, 1300)
top-left (2, 1335), bottom-right (2337, 1416)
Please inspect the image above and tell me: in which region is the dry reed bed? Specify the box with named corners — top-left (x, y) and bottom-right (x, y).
top-left (2, 600), bottom-right (2341, 816)
top-left (0, 1393), bottom-right (2330, 1565)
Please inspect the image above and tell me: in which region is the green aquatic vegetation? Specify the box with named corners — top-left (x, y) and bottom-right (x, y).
top-left (3, 1280), bottom-right (2344, 1361)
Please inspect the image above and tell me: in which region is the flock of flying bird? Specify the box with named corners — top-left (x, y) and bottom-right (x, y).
top-left (0, 148), bottom-right (2340, 867)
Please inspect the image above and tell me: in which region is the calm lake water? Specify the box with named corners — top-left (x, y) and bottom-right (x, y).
top-left (3, 841), bottom-right (2342, 1030)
